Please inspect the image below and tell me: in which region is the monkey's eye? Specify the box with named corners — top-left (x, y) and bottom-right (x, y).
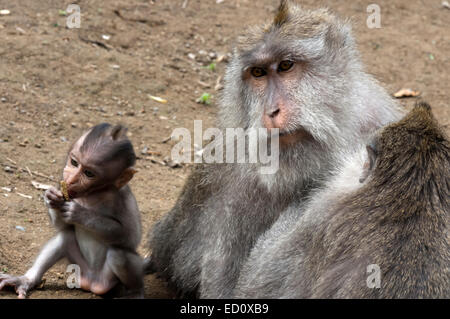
top-left (278, 60), bottom-right (294, 72)
top-left (84, 170), bottom-right (95, 178)
top-left (250, 67), bottom-right (267, 78)
top-left (71, 158), bottom-right (79, 167)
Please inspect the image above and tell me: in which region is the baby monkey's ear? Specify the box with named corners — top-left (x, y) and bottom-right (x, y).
top-left (110, 124), bottom-right (128, 141)
top-left (359, 140), bottom-right (378, 184)
top-left (115, 168), bottom-right (138, 189)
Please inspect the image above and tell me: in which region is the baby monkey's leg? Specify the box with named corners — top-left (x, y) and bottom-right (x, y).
top-left (106, 248), bottom-right (144, 298)
top-left (0, 231), bottom-right (69, 298)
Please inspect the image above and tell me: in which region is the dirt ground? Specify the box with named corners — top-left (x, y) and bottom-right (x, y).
top-left (0, 0), bottom-right (448, 299)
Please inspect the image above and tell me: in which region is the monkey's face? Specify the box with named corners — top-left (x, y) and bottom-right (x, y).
top-left (221, 5), bottom-right (358, 151)
top-left (239, 51), bottom-right (345, 147)
top-left (232, 30), bottom-right (355, 149)
top-left (62, 136), bottom-right (113, 199)
top-left (242, 58), bottom-right (312, 146)
top-left (63, 146), bottom-right (102, 199)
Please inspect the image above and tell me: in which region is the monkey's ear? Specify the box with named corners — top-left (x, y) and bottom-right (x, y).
top-left (110, 125), bottom-right (128, 141)
top-left (359, 142), bottom-right (377, 183)
top-left (115, 168), bottom-right (138, 189)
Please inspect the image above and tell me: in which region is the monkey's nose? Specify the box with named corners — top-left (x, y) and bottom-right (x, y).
top-left (66, 175), bottom-right (79, 186)
top-left (268, 108), bottom-right (280, 118)
top-left (266, 107), bottom-right (281, 119)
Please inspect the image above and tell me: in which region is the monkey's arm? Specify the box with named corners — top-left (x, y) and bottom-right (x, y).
top-left (58, 201), bottom-right (127, 246)
top-left (0, 233), bottom-right (66, 298)
top-left (145, 165), bottom-right (212, 276)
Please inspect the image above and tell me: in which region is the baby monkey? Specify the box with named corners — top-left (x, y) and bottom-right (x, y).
top-left (0, 123), bottom-right (143, 298)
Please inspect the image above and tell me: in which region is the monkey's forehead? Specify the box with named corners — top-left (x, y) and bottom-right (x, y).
top-left (235, 7), bottom-right (335, 54)
top-left (70, 144), bottom-right (125, 169)
top-left (237, 31), bottom-right (328, 68)
top-left (71, 134), bottom-right (111, 158)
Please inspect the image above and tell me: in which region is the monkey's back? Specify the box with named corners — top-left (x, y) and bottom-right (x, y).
top-left (315, 105), bottom-right (450, 298)
top-left (314, 186), bottom-right (449, 298)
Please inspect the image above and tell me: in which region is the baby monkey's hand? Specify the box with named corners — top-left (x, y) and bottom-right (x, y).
top-left (44, 187), bottom-right (65, 209)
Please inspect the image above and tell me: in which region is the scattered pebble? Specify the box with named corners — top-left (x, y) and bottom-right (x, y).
top-left (393, 88), bottom-right (421, 98)
top-left (36, 279), bottom-right (46, 289)
top-left (102, 34), bottom-right (111, 40)
top-left (161, 136), bottom-right (171, 143)
top-left (164, 157), bottom-right (182, 169)
top-left (148, 95), bottom-right (167, 104)
top-left (159, 116), bottom-right (168, 120)
top-left (31, 181), bottom-right (52, 191)
top-left (198, 79), bottom-right (211, 88)
top-left (215, 76), bottom-right (224, 91)
top-left (443, 1), bottom-right (450, 9)
top-left (188, 53), bottom-right (196, 60)
top-left (111, 64), bottom-right (120, 69)
top-left (0, 9), bottom-right (10, 15)
top-left (60, 136), bottom-right (68, 142)
top-left (17, 193), bottom-right (32, 199)
top-left (16, 27), bottom-right (26, 34)
top-left (4, 166), bottom-right (13, 173)
top-left (1, 187), bottom-right (12, 192)
top-left (15, 226), bottom-right (26, 232)
top-left (216, 54), bottom-right (229, 63)
top-left (1, 97), bottom-right (6, 103)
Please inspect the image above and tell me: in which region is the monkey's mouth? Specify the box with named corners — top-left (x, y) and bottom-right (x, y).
top-left (68, 190), bottom-right (77, 199)
top-left (277, 128), bottom-right (312, 145)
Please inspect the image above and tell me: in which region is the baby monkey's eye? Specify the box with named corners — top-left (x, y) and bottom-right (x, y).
top-left (71, 158), bottom-right (78, 167)
top-left (84, 170), bottom-right (95, 178)
top-left (278, 60), bottom-right (294, 72)
top-left (250, 67), bottom-right (267, 78)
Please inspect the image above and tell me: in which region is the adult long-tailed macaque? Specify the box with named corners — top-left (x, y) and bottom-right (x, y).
top-left (0, 123), bottom-right (143, 298)
top-left (235, 102), bottom-right (450, 298)
top-left (145, 1), bottom-right (404, 298)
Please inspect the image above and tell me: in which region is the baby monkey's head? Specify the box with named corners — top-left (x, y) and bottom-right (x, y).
top-left (63, 123), bottom-right (137, 199)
